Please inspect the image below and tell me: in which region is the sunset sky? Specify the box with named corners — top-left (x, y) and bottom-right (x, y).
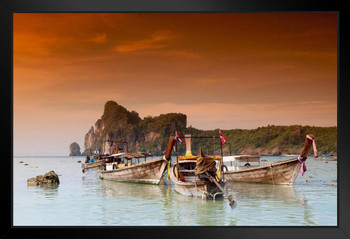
top-left (13, 13), bottom-right (337, 156)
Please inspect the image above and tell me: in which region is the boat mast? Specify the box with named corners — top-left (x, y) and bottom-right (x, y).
top-left (184, 134), bottom-right (192, 156)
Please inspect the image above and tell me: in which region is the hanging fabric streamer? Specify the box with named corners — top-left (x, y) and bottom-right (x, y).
top-left (298, 134), bottom-right (317, 176)
top-left (166, 160), bottom-right (171, 180)
top-left (298, 156), bottom-right (307, 176)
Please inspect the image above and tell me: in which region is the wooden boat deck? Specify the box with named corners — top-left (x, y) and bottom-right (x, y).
top-left (223, 158), bottom-right (301, 184)
top-left (99, 136), bottom-right (176, 185)
top-left (99, 156), bottom-right (168, 184)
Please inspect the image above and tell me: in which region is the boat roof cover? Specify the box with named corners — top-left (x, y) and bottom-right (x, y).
top-left (178, 153), bottom-right (222, 161)
top-left (109, 152), bottom-right (151, 159)
top-left (194, 148), bottom-right (219, 175)
top-left (109, 153), bottom-right (124, 157)
top-left (223, 155), bottom-right (260, 162)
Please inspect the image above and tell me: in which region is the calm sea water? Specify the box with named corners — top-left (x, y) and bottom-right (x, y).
top-left (13, 156), bottom-right (337, 226)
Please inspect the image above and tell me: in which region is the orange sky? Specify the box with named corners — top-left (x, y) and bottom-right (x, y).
top-left (13, 13), bottom-right (337, 156)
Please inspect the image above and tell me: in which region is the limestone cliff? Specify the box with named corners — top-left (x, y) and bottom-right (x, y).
top-left (82, 101), bottom-right (337, 156)
top-left (82, 101), bottom-right (187, 155)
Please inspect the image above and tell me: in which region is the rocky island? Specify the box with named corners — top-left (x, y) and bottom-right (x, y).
top-left (82, 100), bottom-right (337, 156)
top-left (69, 142), bottom-right (81, 156)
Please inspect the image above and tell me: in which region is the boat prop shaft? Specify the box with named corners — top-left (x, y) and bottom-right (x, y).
top-left (205, 172), bottom-right (235, 207)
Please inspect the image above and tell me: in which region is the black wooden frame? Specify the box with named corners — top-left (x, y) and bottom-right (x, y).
top-left (2, 0), bottom-right (349, 238)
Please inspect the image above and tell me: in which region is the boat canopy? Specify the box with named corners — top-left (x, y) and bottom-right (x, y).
top-left (108, 153), bottom-right (124, 157)
top-left (223, 155), bottom-right (260, 162)
top-left (178, 155), bottom-right (222, 161)
top-left (108, 152), bottom-right (151, 159)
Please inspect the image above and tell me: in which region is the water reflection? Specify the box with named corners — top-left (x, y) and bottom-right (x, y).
top-left (80, 169), bottom-right (322, 226)
top-left (300, 194), bottom-right (318, 225)
top-left (165, 186), bottom-right (231, 226)
top-left (100, 179), bottom-right (164, 199)
top-left (99, 178), bottom-right (232, 226)
top-left (226, 182), bottom-right (298, 203)
top-left (26, 185), bottom-right (59, 200)
top-left (225, 182), bottom-right (321, 225)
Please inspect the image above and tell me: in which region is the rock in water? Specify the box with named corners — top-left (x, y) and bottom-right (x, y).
top-left (69, 142), bottom-right (81, 156)
top-left (27, 171), bottom-right (60, 186)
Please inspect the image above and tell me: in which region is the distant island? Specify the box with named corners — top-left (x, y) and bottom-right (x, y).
top-left (69, 142), bottom-right (81, 156)
top-left (82, 100), bottom-right (337, 156)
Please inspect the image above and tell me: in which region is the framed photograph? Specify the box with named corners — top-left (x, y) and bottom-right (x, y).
top-left (3, 0), bottom-right (350, 238)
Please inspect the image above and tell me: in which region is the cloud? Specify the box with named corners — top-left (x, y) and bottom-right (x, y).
top-left (192, 78), bottom-right (223, 85)
top-left (89, 33), bottom-right (107, 44)
top-left (14, 32), bottom-right (55, 57)
top-left (165, 50), bottom-right (202, 59)
top-left (114, 31), bottom-right (175, 52)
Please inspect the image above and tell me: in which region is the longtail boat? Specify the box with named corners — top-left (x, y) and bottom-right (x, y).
top-left (81, 155), bottom-right (104, 172)
top-left (170, 134), bottom-right (227, 199)
top-left (314, 154), bottom-right (337, 161)
top-left (98, 137), bottom-right (176, 185)
top-left (223, 134), bottom-right (317, 185)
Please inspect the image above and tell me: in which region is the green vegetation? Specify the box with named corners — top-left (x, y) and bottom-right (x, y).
top-left (187, 125), bottom-right (337, 156)
top-left (82, 101), bottom-right (337, 156)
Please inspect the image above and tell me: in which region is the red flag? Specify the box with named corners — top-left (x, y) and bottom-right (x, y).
top-left (219, 130), bottom-right (227, 145)
top-left (175, 131), bottom-right (183, 144)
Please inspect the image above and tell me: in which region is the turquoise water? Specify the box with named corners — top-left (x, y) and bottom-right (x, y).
top-left (13, 156), bottom-right (337, 226)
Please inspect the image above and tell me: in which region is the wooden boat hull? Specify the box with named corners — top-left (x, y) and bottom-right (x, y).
top-left (99, 157), bottom-right (168, 185)
top-left (81, 160), bottom-right (103, 170)
top-left (223, 158), bottom-right (302, 185)
top-left (169, 166), bottom-right (225, 199)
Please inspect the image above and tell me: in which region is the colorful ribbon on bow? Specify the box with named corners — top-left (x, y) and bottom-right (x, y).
top-left (166, 160), bottom-right (171, 180)
top-left (298, 156), bottom-right (307, 176)
top-left (298, 135), bottom-right (317, 176)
